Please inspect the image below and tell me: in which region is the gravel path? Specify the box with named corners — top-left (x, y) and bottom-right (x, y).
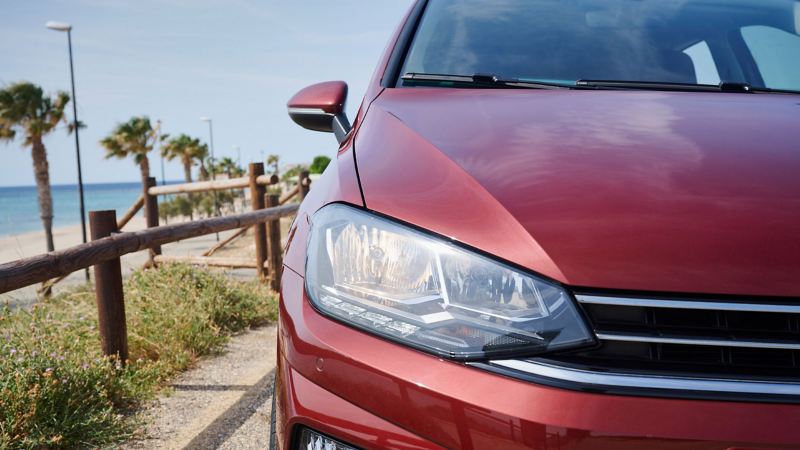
top-left (124, 326), bottom-right (277, 450)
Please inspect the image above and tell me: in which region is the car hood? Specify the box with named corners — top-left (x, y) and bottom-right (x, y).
top-left (354, 88), bottom-right (800, 297)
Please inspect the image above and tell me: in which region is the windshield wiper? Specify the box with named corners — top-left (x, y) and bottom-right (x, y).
top-left (577, 79), bottom-right (722, 92)
top-left (402, 74), bottom-right (800, 95)
top-left (576, 79), bottom-right (800, 95)
top-left (402, 73), bottom-right (578, 90)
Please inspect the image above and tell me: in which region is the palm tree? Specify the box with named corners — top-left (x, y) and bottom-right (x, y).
top-left (266, 154), bottom-right (280, 176)
top-left (100, 116), bottom-right (158, 186)
top-left (217, 156), bottom-right (242, 178)
top-left (0, 82), bottom-right (70, 252)
top-left (205, 156), bottom-right (220, 179)
top-left (198, 156), bottom-right (211, 181)
top-left (161, 134), bottom-right (208, 183)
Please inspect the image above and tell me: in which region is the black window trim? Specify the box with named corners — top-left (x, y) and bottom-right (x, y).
top-left (381, 0), bottom-right (429, 88)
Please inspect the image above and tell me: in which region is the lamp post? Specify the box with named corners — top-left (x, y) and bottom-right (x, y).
top-left (47, 20), bottom-right (88, 281)
top-left (200, 117), bottom-right (219, 240)
top-left (199, 117), bottom-right (216, 171)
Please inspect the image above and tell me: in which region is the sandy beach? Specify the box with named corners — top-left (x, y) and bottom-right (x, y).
top-left (0, 214), bottom-right (259, 307)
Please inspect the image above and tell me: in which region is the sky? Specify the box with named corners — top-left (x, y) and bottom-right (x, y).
top-left (0, 0), bottom-right (413, 187)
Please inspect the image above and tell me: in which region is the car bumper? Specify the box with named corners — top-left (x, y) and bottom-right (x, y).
top-left (275, 268), bottom-right (800, 450)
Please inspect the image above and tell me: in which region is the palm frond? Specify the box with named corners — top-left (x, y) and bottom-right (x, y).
top-left (162, 133), bottom-right (208, 167)
top-left (0, 82), bottom-right (70, 146)
top-left (99, 115), bottom-right (156, 164)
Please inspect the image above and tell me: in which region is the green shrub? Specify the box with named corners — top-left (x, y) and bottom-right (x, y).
top-left (159, 194), bottom-right (195, 220)
top-left (159, 190), bottom-right (243, 221)
top-left (309, 155), bottom-right (331, 174)
top-left (0, 264), bottom-right (277, 449)
top-left (280, 164), bottom-right (307, 183)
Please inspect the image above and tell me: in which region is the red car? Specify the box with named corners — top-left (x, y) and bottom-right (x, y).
top-left (273, 1), bottom-right (800, 448)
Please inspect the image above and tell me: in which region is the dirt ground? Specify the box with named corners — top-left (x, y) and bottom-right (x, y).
top-left (124, 326), bottom-right (277, 450)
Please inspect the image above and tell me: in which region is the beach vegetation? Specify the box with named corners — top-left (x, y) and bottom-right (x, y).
top-left (280, 164), bottom-right (308, 183)
top-left (0, 264), bottom-right (278, 449)
top-left (309, 155), bottom-right (331, 174)
top-left (158, 194), bottom-right (195, 221)
top-left (266, 153), bottom-right (280, 177)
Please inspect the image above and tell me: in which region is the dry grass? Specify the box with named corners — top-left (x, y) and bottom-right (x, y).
top-left (0, 264), bottom-right (277, 449)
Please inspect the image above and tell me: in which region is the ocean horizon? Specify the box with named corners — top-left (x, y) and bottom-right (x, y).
top-left (0, 181), bottom-right (180, 238)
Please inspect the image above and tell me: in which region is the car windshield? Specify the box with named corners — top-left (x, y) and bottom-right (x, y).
top-left (399, 0), bottom-right (800, 92)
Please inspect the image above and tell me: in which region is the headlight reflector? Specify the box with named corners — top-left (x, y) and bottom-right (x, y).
top-left (306, 204), bottom-right (594, 360)
top-left (297, 428), bottom-right (357, 450)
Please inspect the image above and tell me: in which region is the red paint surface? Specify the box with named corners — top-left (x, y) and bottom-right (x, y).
top-left (277, 2), bottom-right (800, 447)
top-left (276, 269), bottom-right (800, 449)
top-left (287, 80), bottom-right (348, 115)
top-left (277, 87), bottom-right (800, 448)
top-left (282, 143), bottom-right (362, 276)
top-left (276, 358), bottom-right (447, 450)
top-left (357, 88), bottom-right (800, 297)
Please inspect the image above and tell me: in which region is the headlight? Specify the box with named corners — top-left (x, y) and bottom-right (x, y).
top-left (305, 204), bottom-right (594, 361)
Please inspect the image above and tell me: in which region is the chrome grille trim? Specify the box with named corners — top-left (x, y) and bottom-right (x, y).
top-left (491, 359), bottom-right (800, 396)
top-left (577, 294), bottom-right (800, 351)
top-left (597, 332), bottom-right (800, 350)
top-left (507, 293), bottom-right (800, 398)
top-left (576, 294), bottom-right (800, 314)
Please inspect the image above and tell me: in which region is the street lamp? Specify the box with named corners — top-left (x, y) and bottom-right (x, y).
top-left (233, 145), bottom-right (241, 167)
top-left (200, 117), bottom-right (219, 240)
top-left (47, 20), bottom-right (88, 281)
top-left (199, 117), bottom-right (215, 166)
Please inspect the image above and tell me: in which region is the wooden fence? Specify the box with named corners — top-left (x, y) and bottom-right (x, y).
top-left (0, 162), bottom-right (310, 362)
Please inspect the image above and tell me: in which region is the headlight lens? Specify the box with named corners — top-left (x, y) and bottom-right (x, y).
top-left (306, 204), bottom-right (594, 360)
top-left (297, 428), bottom-right (357, 450)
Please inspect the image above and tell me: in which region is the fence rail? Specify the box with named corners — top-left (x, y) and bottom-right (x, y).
top-left (146, 174), bottom-right (278, 196)
top-left (0, 203), bottom-right (298, 294)
top-left (153, 254), bottom-right (261, 268)
top-left (117, 194), bottom-right (144, 229)
top-left (36, 166), bottom-right (310, 295)
top-left (0, 162), bottom-right (309, 363)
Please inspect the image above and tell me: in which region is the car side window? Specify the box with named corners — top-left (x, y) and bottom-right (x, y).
top-left (682, 41), bottom-right (721, 85)
top-left (741, 25), bottom-right (800, 91)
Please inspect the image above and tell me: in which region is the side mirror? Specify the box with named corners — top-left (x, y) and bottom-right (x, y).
top-left (287, 81), bottom-right (352, 144)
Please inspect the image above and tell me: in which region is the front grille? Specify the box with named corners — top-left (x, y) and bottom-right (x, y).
top-left (551, 294), bottom-right (800, 381)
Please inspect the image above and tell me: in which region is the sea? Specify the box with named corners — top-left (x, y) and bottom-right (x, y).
top-left (0, 182), bottom-right (162, 237)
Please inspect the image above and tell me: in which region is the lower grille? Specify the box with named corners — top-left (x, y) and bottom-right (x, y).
top-left (555, 294), bottom-right (800, 381)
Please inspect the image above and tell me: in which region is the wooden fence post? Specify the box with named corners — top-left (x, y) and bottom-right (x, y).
top-left (143, 177), bottom-right (161, 263)
top-left (90, 210), bottom-right (129, 364)
top-left (265, 193), bottom-right (282, 291)
top-left (249, 163), bottom-right (268, 280)
top-left (299, 170), bottom-right (311, 200)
